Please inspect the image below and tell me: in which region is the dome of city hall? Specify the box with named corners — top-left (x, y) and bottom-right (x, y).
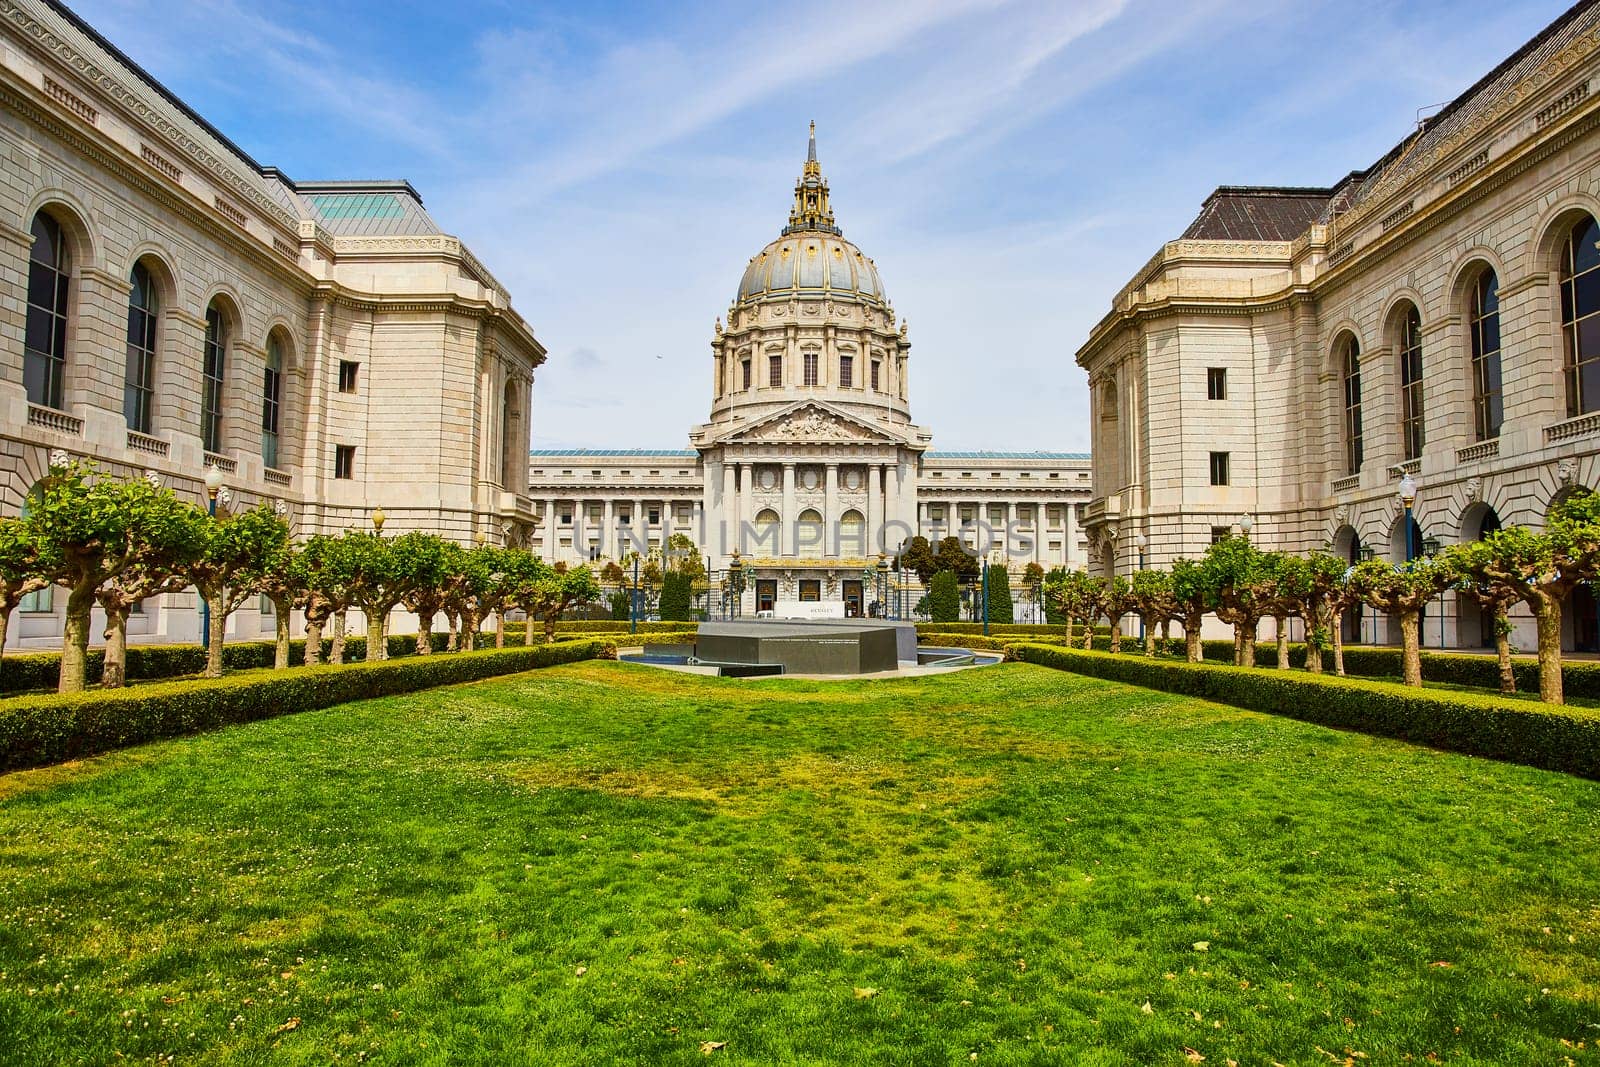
top-left (734, 124), bottom-right (888, 307)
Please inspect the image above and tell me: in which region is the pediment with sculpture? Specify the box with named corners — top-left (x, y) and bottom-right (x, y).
top-left (718, 402), bottom-right (905, 446)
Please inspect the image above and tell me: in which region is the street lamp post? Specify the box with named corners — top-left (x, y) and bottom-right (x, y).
top-left (1358, 544), bottom-right (1376, 643)
top-left (631, 555), bottom-right (640, 636)
top-left (728, 551), bottom-right (743, 619)
top-left (200, 465), bottom-right (225, 650)
top-left (980, 559), bottom-right (990, 636)
top-left (876, 553), bottom-right (889, 620)
top-left (1398, 473), bottom-right (1417, 563)
top-left (1238, 513), bottom-right (1253, 540)
top-left (1423, 535), bottom-right (1443, 647)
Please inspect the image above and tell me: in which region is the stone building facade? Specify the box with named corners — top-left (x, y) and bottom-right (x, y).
top-left (528, 127), bottom-right (1091, 616)
top-left (1078, 0), bottom-right (1600, 649)
top-left (1, 0), bottom-right (544, 650)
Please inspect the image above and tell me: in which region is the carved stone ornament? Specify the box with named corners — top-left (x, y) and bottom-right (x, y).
top-left (1465, 477), bottom-right (1483, 502)
top-left (1559, 460), bottom-right (1578, 486)
top-left (743, 404), bottom-right (880, 444)
top-left (1334, 505), bottom-right (1349, 526)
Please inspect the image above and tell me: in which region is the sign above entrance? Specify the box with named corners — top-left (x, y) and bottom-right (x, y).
top-left (775, 600), bottom-right (846, 620)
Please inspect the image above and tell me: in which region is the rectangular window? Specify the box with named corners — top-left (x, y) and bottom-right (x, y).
top-left (560, 509), bottom-right (572, 524)
top-left (338, 360), bottom-right (359, 393)
top-left (839, 355), bottom-right (853, 387)
top-left (1210, 525), bottom-right (1231, 544)
top-left (799, 579), bottom-right (821, 602)
top-left (201, 306), bottom-right (226, 454)
top-left (741, 359), bottom-right (752, 390)
top-left (124, 279), bottom-right (157, 434)
top-left (19, 586), bottom-right (53, 613)
top-left (1209, 451), bottom-right (1230, 486)
top-left (871, 361), bottom-right (881, 391)
top-left (648, 507), bottom-right (661, 524)
top-left (334, 444), bottom-right (355, 480)
top-left (261, 345), bottom-right (283, 470)
top-left (1207, 367), bottom-right (1227, 400)
top-left (803, 351), bottom-right (818, 386)
top-left (1047, 506), bottom-right (1063, 528)
top-left (768, 354), bottom-right (782, 387)
top-left (259, 594), bottom-right (275, 616)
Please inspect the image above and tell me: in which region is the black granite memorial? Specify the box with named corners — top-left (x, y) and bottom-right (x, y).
top-left (693, 619), bottom-right (909, 675)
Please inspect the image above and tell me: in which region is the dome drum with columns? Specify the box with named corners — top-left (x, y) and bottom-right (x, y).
top-left (527, 126), bottom-right (1092, 616)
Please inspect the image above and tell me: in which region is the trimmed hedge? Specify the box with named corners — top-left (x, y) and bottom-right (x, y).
top-left (915, 623), bottom-right (1109, 637)
top-left (1010, 643), bottom-right (1600, 780)
top-left (0, 638), bottom-right (612, 773)
top-left (1073, 635), bottom-right (1600, 700)
top-left (549, 621), bottom-right (703, 634)
top-left (0, 630), bottom-right (504, 696)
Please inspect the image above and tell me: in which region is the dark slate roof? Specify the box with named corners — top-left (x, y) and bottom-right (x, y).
top-left (1340, 0), bottom-right (1600, 214)
top-left (1181, 187), bottom-right (1333, 241)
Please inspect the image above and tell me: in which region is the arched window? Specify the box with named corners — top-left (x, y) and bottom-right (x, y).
top-left (1341, 336), bottom-right (1363, 474)
top-left (797, 508), bottom-right (824, 556)
top-left (261, 334), bottom-right (284, 469)
top-left (201, 303), bottom-right (228, 453)
top-left (124, 262), bottom-right (158, 433)
top-left (1398, 306), bottom-right (1423, 461)
top-left (25, 212), bottom-right (70, 409)
top-left (1561, 215), bottom-right (1600, 416)
top-left (1470, 269), bottom-right (1503, 440)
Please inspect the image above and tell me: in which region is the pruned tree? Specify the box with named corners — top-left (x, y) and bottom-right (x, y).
top-left (27, 461), bottom-right (170, 692)
top-left (189, 503), bottom-right (291, 678)
top-left (295, 534), bottom-right (353, 665)
top-left (934, 536), bottom-right (981, 582)
top-left (0, 516), bottom-right (51, 680)
top-left (341, 531), bottom-right (405, 663)
top-left (928, 571), bottom-right (960, 623)
top-left (1168, 557), bottom-right (1214, 663)
top-left (1204, 536), bottom-right (1274, 666)
top-left (1129, 567), bottom-right (1177, 656)
top-left (94, 482), bottom-right (208, 686)
top-left (392, 532), bottom-right (460, 655)
top-left (898, 536), bottom-right (940, 586)
top-left (984, 563), bottom-right (1014, 625)
top-left (1440, 538), bottom-right (1523, 694)
top-left (1101, 575), bottom-right (1137, 653)
top-left (1347, 556), bottom-right (1452, 687)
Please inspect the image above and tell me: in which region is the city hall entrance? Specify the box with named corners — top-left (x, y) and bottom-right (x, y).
top-left (843, 579), bottom-right (864, 617)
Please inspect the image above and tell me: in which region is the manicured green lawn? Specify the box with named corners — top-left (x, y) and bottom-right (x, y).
top-left (1, 663), bottom-right (1597, 1065)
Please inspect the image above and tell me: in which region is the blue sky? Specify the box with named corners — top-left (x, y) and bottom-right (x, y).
top-left (69, 0), bottom-right (1574, 451)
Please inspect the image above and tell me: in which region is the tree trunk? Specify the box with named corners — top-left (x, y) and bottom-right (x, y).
top-left (1306, 604), bottom-right (1323, 674)
top-left (461, 610), bottom-right (479, 652)
top-left (1399, 608), bottom-right (1422, 688)
top-left (446, 612), bottom-right (459, 652)
top-left (274, 607), bottom-right (291, 671)
top-left (416, 609), bottom-right (433, 656)
top-left (1081, 619), bottom-right (1093, 651)
top-left (526, 610), bottom-right (539, 646)
top-left (1332, 610), bottom-right (1346, 677)
top-left (366, 609), bottom-right (384, 663)
top-left (1185, 614), bottom-right (1203, 663)
top-left (0, 607), bottom-right (9, 679)
top-left (59, 583), bottom-right (95, 693)
top-left (1241, 624), bottom-right (1256, 668)
top-left (1232, 627), bottom-right (1244, 666)
top-left (330, 611), bottom-right (347, 664)
top-left (496, 612), bottom-right (506, 648)
top-left (544, 613), bottom-right (557, 644)
top-left (101, 605), bottom-right (130, 689)
top-left (1064, 614), bottom-right (1075, 643)
top-left (1143, 618), bottom-right (1156, 657)
top-left (1493, 608), bottom-right (1515, 695)
top-left (1534, 595), bottom-right (1563, 705)
top-left (1275, 615), bottom-right (1289, 669)
top-left (380, 615), bottom-right (391, 660)
top-left (304, 617), bottom-right (325, 666)
top-left (1109, 618), bottom-right (1122, 654)
top-left (205, 592), bottom-right (226, 678)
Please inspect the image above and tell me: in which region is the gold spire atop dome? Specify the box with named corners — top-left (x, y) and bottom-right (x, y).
top-left (784, 121), bottom-right (839, 236)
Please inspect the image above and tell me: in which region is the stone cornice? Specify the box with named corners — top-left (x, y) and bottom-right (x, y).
top-left (1, 0), bottom-right (300, 233)
top-left (0, 75), bottom-right (315, 296)
top-left (1497, 271), bottom-right (1552, 299)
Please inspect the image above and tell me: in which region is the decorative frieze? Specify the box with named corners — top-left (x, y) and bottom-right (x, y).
top-left (139, 143), bottom-right (180, 182)
top-left (213, 197), bottom-right (248, 229)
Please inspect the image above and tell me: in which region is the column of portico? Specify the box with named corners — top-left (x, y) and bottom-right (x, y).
top-left (601, 499), bottom-right (614, 560)
top-left (867, 463), bottom-right (882, 554)
top-left (632, 497), bottom-right (646, 555)
top-left (1006, 500), bottom-right (1018, 561)
top-left (781, 462), bottom-right (796, 557)
top-left (721, 459), bottom-right (737, 557)
top-left (739, 463), bottom-right (756, 547)
top-left (824, 463), bottom-right (839, 556)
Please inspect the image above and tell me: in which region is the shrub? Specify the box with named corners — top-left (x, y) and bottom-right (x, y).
top-left (659, 572), bottom-right (693, 622)
top-left (0, 630), bottom-right (502, 696)
top-left (928, 572), bottom-right (960, 624)
top-left (0, 639), bottom-right (612, 773)
top-left (608, 588), bottom-right (631, 620)
top-left (1010, 643), bottom-right (1600, 780)
top-left (984, 564), bottom-right (1014, 625)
